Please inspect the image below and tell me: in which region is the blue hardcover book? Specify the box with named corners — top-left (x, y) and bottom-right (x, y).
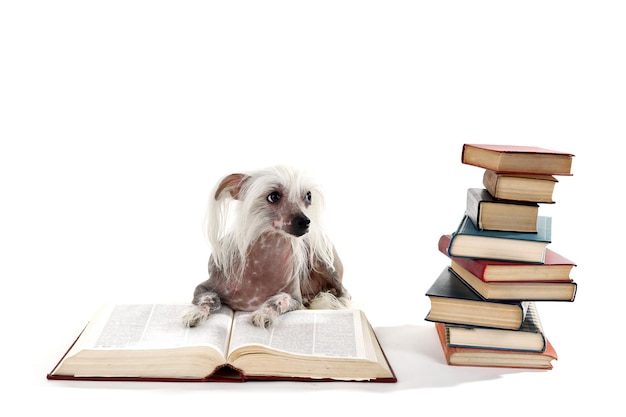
top-left (447, 214), bottom-right (552, 263)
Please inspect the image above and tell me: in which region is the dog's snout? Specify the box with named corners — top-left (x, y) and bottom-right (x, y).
top-left (292, 214), bottom-right (310, 236)
top-left (297, 215), bottom-right (310, 228)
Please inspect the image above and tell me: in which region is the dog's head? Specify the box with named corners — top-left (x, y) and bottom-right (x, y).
top-left (205, 165), bottom-right (337, 283)
top-left (212, 165), bottom-right (325, 238)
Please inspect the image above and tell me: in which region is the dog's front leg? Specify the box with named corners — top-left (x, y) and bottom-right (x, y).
top-left (251, 292), bottom-right (302, 328)
top-left (182, 291), bottom-right (222, 328)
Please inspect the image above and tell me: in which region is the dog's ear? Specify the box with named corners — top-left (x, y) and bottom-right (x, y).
top-left (215, 173), bottom-right (250, 200)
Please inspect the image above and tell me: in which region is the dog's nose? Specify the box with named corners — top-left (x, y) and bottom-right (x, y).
top-left (296, 215), bottom-right (310, 228)
top-left (292, 214), bottom-right (311, 236)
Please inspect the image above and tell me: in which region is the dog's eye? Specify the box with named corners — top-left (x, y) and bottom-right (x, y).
top-left (267, 191), bottom-right (281, 203)
top-left (305, 191), bottom-right (312, 203)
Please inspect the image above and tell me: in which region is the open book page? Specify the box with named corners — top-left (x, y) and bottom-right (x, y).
top-left (228, 309), bottom-right (367, 359)
top-left (51, 303), bottom-right (235, 378)
top-left (225, 309), bottom-right (394, 380)
top-left (70, 303), bottom-right (234, 353)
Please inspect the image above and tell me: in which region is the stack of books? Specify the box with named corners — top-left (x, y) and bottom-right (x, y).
top-left (425, 144), bottom-right (576, 370)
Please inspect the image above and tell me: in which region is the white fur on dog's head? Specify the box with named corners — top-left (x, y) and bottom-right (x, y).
top-left (204, 165), bottom-right (336, 284)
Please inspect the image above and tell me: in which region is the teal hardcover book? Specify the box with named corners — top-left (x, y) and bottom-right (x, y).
top-left (447, 214), bottom-right (552, 263)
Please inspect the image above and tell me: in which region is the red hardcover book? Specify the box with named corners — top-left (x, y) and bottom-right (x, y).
top-left (438, 234), bottom-right (576, 283)
top-left (462, 144), bottom-right (574, 175)
top-left (434, 322), bottom-right (557, 370)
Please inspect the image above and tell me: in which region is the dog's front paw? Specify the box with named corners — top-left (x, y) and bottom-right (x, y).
top-left (251, 310), bottom-right (275, 328)
top-left (251, 293), bottom-right (301, 328)
top-left (182, 307), bottom-right (209, 328)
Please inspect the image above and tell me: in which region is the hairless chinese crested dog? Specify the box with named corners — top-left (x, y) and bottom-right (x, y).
top-left (183, 165), bottom-right (350, 328)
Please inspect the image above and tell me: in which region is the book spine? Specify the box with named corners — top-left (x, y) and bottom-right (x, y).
top-left (482, 170), bottom-right (498, 197)
top-left (522, 302), bottom-right (547, 352)
top-left (438, 234), bottom-right (488, 279)
top-left (451, 257), bottom-right (487, 281)
top-left (465, 188), bottom-right (481, 229)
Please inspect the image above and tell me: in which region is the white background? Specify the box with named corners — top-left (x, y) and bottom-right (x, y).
top-left (1, 1), bottom-right (623, 415)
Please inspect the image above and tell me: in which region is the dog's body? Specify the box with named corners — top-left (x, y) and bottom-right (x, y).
top-left (183, 166), bottom-right (349, 328)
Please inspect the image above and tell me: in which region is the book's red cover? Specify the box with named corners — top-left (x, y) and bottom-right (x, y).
top-left (463, 144), bottom-right (574, 156)
top-left (434, 322), bottom-right (557, 370)
top-left (461, 144), bottom-right (574, 175)
top-left (438, 234), bottom-right (575, 283)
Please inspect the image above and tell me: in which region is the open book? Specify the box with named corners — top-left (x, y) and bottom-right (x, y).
top-left (47, 303), bottom-right (396, 382)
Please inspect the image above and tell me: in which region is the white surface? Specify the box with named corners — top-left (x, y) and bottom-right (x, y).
top-left (1, 1), bottom-right (623, 415)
